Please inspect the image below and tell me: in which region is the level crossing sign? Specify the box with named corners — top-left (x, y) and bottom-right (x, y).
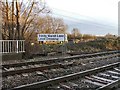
top-left (38, 34), bottom-right (67, 41)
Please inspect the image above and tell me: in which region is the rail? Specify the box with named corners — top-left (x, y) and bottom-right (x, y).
top-left (9, 62), bottom-right (120, 90)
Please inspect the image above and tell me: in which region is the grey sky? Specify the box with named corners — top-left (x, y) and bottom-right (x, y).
top-left (46, 0), bottom-right (119, 35)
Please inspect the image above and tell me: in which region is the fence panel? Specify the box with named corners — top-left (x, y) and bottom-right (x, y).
top-left (0, 40), bottom-right (25, 53)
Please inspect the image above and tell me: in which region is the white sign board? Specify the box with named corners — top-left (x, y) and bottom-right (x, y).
top-left (38, 34), bottom-right (67, 41)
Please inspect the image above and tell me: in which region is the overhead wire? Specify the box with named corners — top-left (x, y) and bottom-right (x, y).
top-left (49, 8), bottom-right (117, 28)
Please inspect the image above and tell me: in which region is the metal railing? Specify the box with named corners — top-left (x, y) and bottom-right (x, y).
top-left (0, 40), bottom-right (25, 53)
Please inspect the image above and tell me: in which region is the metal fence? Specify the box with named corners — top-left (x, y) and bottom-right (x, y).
top-left (0, 40), bottom-right (25, 53)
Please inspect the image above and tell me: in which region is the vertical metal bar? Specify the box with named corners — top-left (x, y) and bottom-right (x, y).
top-left (64, 34), bottom-right (65, 54)
top-left (2, 41), bottom-right (4, 53)
top-left (4, 41), bottom-right (6, 53)
top-left (10, 41), bottom-right (11, 53)
top-left (7, 41), bottom-right (8, 53)
top-left (8, 41), bottom-right (9, 53)
top-left (0, 41), bottom-right (3, 53)
top-left (14, 41), bottom-right (15, 53)
top-left (19, 40), bottom-right (21, 52)
top-left (19, 40), bottom-right (20, 52)
top-left (17, 40), bottom-right (18, 53)
top-left (13, 41), bottom-right (14, 53)
top-left (11, 41), bottom-right (12, 53)
top-left (3, 41), bottom-right (5, 53)
top-left (23, 41), bottom-right (24, 52)
top-left (0, 41), bottom-right (1, 53)
top-left (5, 41), bottom-right (8, 53)
top-left (18, 40), bottom-right (19, 52)
top-left (6, 41), bottom-right (7, 53)
top-left (15, 41), bottom-right (16, 53)
top-left (21, 41), bottom-right (23, 52)
top-left (11, 41), bottom-right (13, 52)
top-left (3, 41), bottom-right (4, 53)
top-left (14, 41), bottom-right (16, 53)
top-left (21, 41), bottom-right (22, 52)
top-left (18, 40), bottom-right (20, 52)
top-left (20, 41), bottom-right (22, 52)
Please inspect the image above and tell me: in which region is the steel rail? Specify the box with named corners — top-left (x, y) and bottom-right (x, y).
top-left (9, 62), bottom-right (120, 90)
top-left (2, 50), bottom-right (119, 69)
top-left (97, 79), bottom-right (120, 90)
top-left (67, 50), bottom-right (119, 56)
top-left (2, 54), bottom-right (119, 77)
top-left (2, 64), bottom-right (62, 77)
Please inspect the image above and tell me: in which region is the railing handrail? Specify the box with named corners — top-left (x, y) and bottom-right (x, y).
top-left (0, 40), bottom-right (25, 41)
top-left (0, 40), bottom-right (25, 53)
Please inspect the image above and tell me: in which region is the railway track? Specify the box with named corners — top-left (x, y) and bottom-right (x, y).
top-left (2, 50), bottom-right (119, 68)
top-left (2, 50), bottom-right (120, 89)
top-left (2, 51), bottom-right (119, 77)
top-left (8, 62), bottom-right (120, 90)
top-left (67, 50), bottom-right (119, 55)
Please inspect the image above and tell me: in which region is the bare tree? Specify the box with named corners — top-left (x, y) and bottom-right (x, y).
top-left (15, 0), bottom-right (20, 39)
top-left (72, 28), bottom-right (80, 37)
top-left (1, 0), bottom-right (49, 40)
top-left (11, 0), bottom-right (14, 39)
top-left (36, 16), bottom-right (67, 34)
top-left (51, 17), bottom-right (67, 34)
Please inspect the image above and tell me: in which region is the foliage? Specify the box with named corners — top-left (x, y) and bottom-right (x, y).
top-left (66, 37), bottom-right (119, 53)
top-left (1, 0), bottom-right (49, 40)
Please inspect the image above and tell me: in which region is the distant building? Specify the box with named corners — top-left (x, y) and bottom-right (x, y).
top-left (105, 33), bottom-right (117, 39)
top-left (68, 39), bottom-right (80, 43)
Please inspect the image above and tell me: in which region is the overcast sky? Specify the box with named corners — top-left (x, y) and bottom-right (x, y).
top-left (46, 0), bottom-right (119, 35)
